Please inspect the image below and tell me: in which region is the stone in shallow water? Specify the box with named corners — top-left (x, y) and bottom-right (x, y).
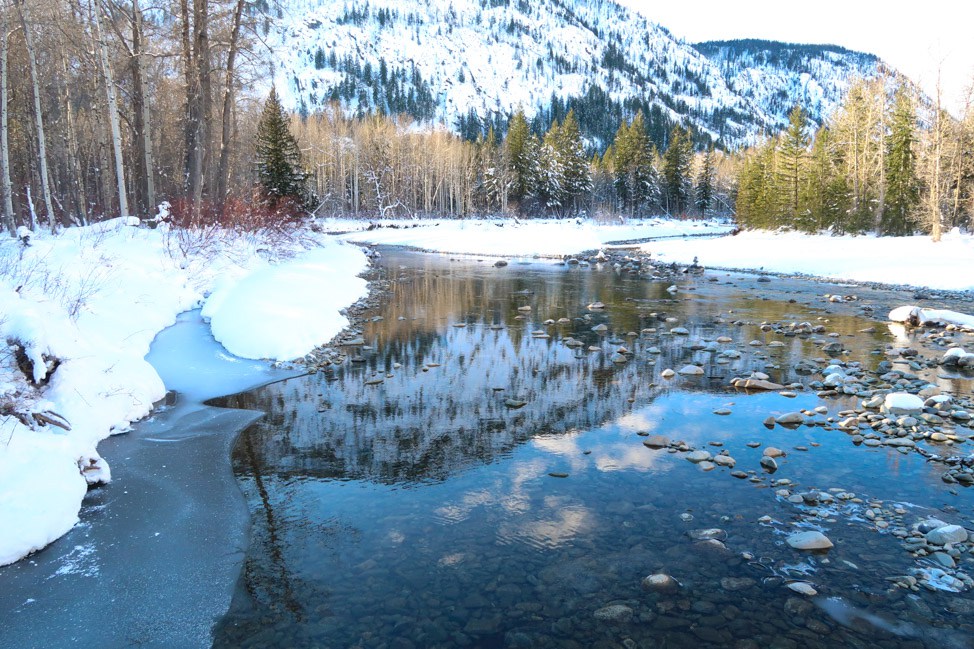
top-left (686, 450), bottom-right (713, 463)
top-left (786, 531), bottom-right (834, 551)
top-left (642, 573), bottom-right (680, 593)
top-left (593, 604), bottom-right (632, 623)
top-left (678, 364), bottom-right (705, 376)
top-left (720, 577), bottom-right (756, 591)
top-left (763, 447), bottom-right (786, 458)
top-left (925, 525), bottom-right (968, 546)
top-left (776, 412), bottom-right (804, 426)
top-left (787, 582), bottom-right (818, 596)
top-left (883, 392), bottom-right (924, 414)
top-left (642, 435), bottom-right (669, 449)
top-left (661, 368), bottom-right (676, 378)
top-left (687, 528), bottom-right (727, 541)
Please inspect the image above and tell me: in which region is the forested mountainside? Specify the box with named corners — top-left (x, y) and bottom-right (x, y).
top-left (267, 0), bottom-right (890, 149)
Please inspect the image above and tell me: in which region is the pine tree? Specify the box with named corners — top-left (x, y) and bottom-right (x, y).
top-left (800, 127), bottom-right (849, 232)
top-left (694, 147), bottom-right (715, 216)
top-left (538, 124), bottom-right (566, 211)
top-left (557, 110), bottom-right (592, 214)
top-left (662, 126), bottom-right (693, 215)
top-left (612, 112), bottom-right (658, 215)
top-left (882, 86), bottom-right (920, 235)
top-left (254, 87), bottom-right (306, 206)
top-left (778, 105), bottom-right (810, 224)
top-left (505, 109), bottom-right (540, 210)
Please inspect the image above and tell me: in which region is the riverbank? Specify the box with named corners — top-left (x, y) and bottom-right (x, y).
top-left (0, 219), bottom-right (369, 567)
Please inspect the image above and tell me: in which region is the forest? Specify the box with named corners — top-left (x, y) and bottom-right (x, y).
top-left (3, 0), bottom-right (972, 236)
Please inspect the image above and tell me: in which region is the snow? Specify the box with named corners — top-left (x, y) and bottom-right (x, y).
top-left (644, 229), bottom-right (974, 291)
top-left (329, 217), bottom-right (733, 257)
top-left (0, 219), bottom-right (367, 566)
top-left (202, 246), bottom-right (368, 360)
top-left (889, 306), bottom-right (974, 329)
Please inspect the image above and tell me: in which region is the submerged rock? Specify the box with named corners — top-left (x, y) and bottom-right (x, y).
top-left (925, 525), bottom-right (968, 546)
top-left (786, 531), bottom-right (834, 551)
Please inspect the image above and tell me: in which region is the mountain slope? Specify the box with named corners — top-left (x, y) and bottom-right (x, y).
top-left (266, 0), bottom-right (890, 148)
top-left (693, 39), bottom-right (886, 130)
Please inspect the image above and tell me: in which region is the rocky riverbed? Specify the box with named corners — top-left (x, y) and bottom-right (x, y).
top-left (213, 247), bottom-right (973, 649)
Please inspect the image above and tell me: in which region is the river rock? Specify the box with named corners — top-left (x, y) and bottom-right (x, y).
top-left (688, 528), bottom-right (727, 541)
top-left (643, 435), bottom-right (670, 449)
top-left (642, 573), bottom-right (680, 593)
top-left (720, 577), bottom-right (756, 591)
top-left (713, 455), bottom-right (736, 468)
top-left (883, 392), bottom-right (924, 414)
top-left (661, 369), bottom-right (676, 378)
top-left (925, 525), bottom-right (968, 546)
top-left (678, 365), bottom-right (704, 376)
top-left (786, 531), bottom-right (834, 551)
top-left (760, 457), bottom-right (778, 472)
top-left (787, 582), bottom-right (818, 596)
top-left (775, 412), bottom-right (805, 426)
top-left (593, 604), bottom-right (632, 623)
top-left (763, 447), bottom-right (786, 458)
top-left (686, 450), bottom-right (713, 463)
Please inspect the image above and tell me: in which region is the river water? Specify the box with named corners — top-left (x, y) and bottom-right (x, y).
top-left (212, 250), bottom-right (974, 649)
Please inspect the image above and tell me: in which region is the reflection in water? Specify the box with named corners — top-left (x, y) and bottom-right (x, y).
top-left (214, 251), bottom-right (974, 649)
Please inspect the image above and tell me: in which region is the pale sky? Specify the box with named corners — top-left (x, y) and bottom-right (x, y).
top-left (618, 0), bottom-right (974, 114)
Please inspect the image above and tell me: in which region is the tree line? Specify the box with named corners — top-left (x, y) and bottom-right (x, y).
top-left (734, 77), bottom-right (974, 240)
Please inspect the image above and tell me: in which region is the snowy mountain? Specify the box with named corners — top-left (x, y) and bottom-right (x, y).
top-left (265, 0), bottom-right (890, 148)
top-left (693, 40), bottom-right (886, 131)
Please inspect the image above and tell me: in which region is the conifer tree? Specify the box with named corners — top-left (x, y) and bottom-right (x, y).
top-left (882, 86), bottom-right (920, 235)
top-left (662, 126), bottom-right (693, 214)
top-left (800, 127), bottom-right (849, 232)
top-left (778, 105), bottom-right (810, 224)
top-left (505, 109), bottom-right (540, 210)
top-left (254, 87), bottom-right (306, 206)
top-left (557, 110), bottom-right (592, 213)
top-left (694, 147), bottom-right (715, 216)
top-left (612, 112), bottom-right (658, 215)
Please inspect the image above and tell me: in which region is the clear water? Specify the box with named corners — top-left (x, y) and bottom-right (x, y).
top-left (213, 251), bottom-right (974, 649)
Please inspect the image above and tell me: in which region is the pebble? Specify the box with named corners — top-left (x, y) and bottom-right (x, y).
top-left (786, 531), bottom-right (834, 551)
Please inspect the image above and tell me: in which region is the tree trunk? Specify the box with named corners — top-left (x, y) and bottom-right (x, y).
top-left (17, 0), bottom-right (55, 230)
top-left (131, 0), bottom-right (155, 216)
top-left (59, 48), bottom-right (88, 225)
top-left (93, 2), bottom-right (129, 218)
top-left (216, 0), bottom-right (245, 209)
top-left (184, 0), bottom-right (209, 221)
top-left (0, 7), bottom-right (14, 235)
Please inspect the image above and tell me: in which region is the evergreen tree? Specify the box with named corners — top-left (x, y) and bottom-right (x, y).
top-left (778, 105), bottom-right (810, 223)
top-left (505, 109), bottom-right (540, 210)
top-left (800, 127), bottom-right (849, 232)
top-left (735, 139), bottom-right (780, 229)
top-left (662, 126), bottom-right (693, 214)
top-left (537, 124), bottom-right (566, 211)
top-left (882, 86), bottom-right (920, 235)
top-left (694, 147), bottom-right (716, 216)
top-left (557, 110), bottom-right (592, 213)
top-left (611, 112), bottom-right (658, 215)
top-left (254, 87), bottom-right (306, 206)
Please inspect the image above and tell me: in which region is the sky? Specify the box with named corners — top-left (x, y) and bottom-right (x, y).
top-left (618, 0), bottom-right (974, 114)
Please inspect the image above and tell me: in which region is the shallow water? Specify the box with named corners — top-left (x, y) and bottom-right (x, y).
top-left (214, 251), bottom-right (974, 649)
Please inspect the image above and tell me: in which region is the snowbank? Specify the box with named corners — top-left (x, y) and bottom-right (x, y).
top-left (202, 246), bottom-right (368, 359)
top-left (643, 229), bottom-right (974, 291)
top-left (0, 219), bottom-right (367, 566)
top-left (327, 217), bottom-right (733, 257)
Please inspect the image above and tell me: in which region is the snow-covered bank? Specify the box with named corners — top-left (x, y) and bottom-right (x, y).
top-left (0, 220), bottom-right (367, 566)
top-left (644, 229), bottom-right (974, 291)
top-left (327, 217), bottom-right (734, 257)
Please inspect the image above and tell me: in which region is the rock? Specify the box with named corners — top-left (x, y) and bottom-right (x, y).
top-left (686, 450), bottom-right (713, 463)
top-left (610, 352), bottom-right (628, 364)
top-left (883, 392), bottom-right (924, 414)
top-left (918, 518), bottom-right (949, 533)
top-left (504, 399), bottom-right (528, 409)
top-left (925, 525), bottom-right (968, 546)
top-left (593, 604), bottom-right (633, 623)
top-left (642, 573), bottom-right (680, 593)
top-left (494, 260), bottom-right (508, 267)
top-left (643, 435), bottom-right (670, 449)
top-left (670, 327), bottom-right (690, 335)
top-left (713, 455), bottom-right (736, 468)
top-left (678, 364), bottom-right (705, 376)
top-left (687, 528), bottom-right (726, 541)
top-left (776, 412), bottom-right (805, 426)
top-left (548, 472), bottom-right (569, 478)
top-left (517, 305), bottom-right (532, 312)
top-left (592, 323), bottom-right (608, 332)
top-left (760, 457), bottom-right (778, 472)
top-left (713, 407), bottom-right (732, 415)
top-left (763, 447), bottom-right (786, 458)
top-left (587, 301), bottom-right (606, 310)
top-left (661, 369), bottom-right (676, 379)
top-left (786, 531), bottom-right (834, 551)
top-left (735, 378), bottom-right (784, 391)
top-left (787, 582), bottom-right (818, 596)
top-left (720, 577), bottom-right (756, 591)
top-left (697, 461), bottom-right (715, 471)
